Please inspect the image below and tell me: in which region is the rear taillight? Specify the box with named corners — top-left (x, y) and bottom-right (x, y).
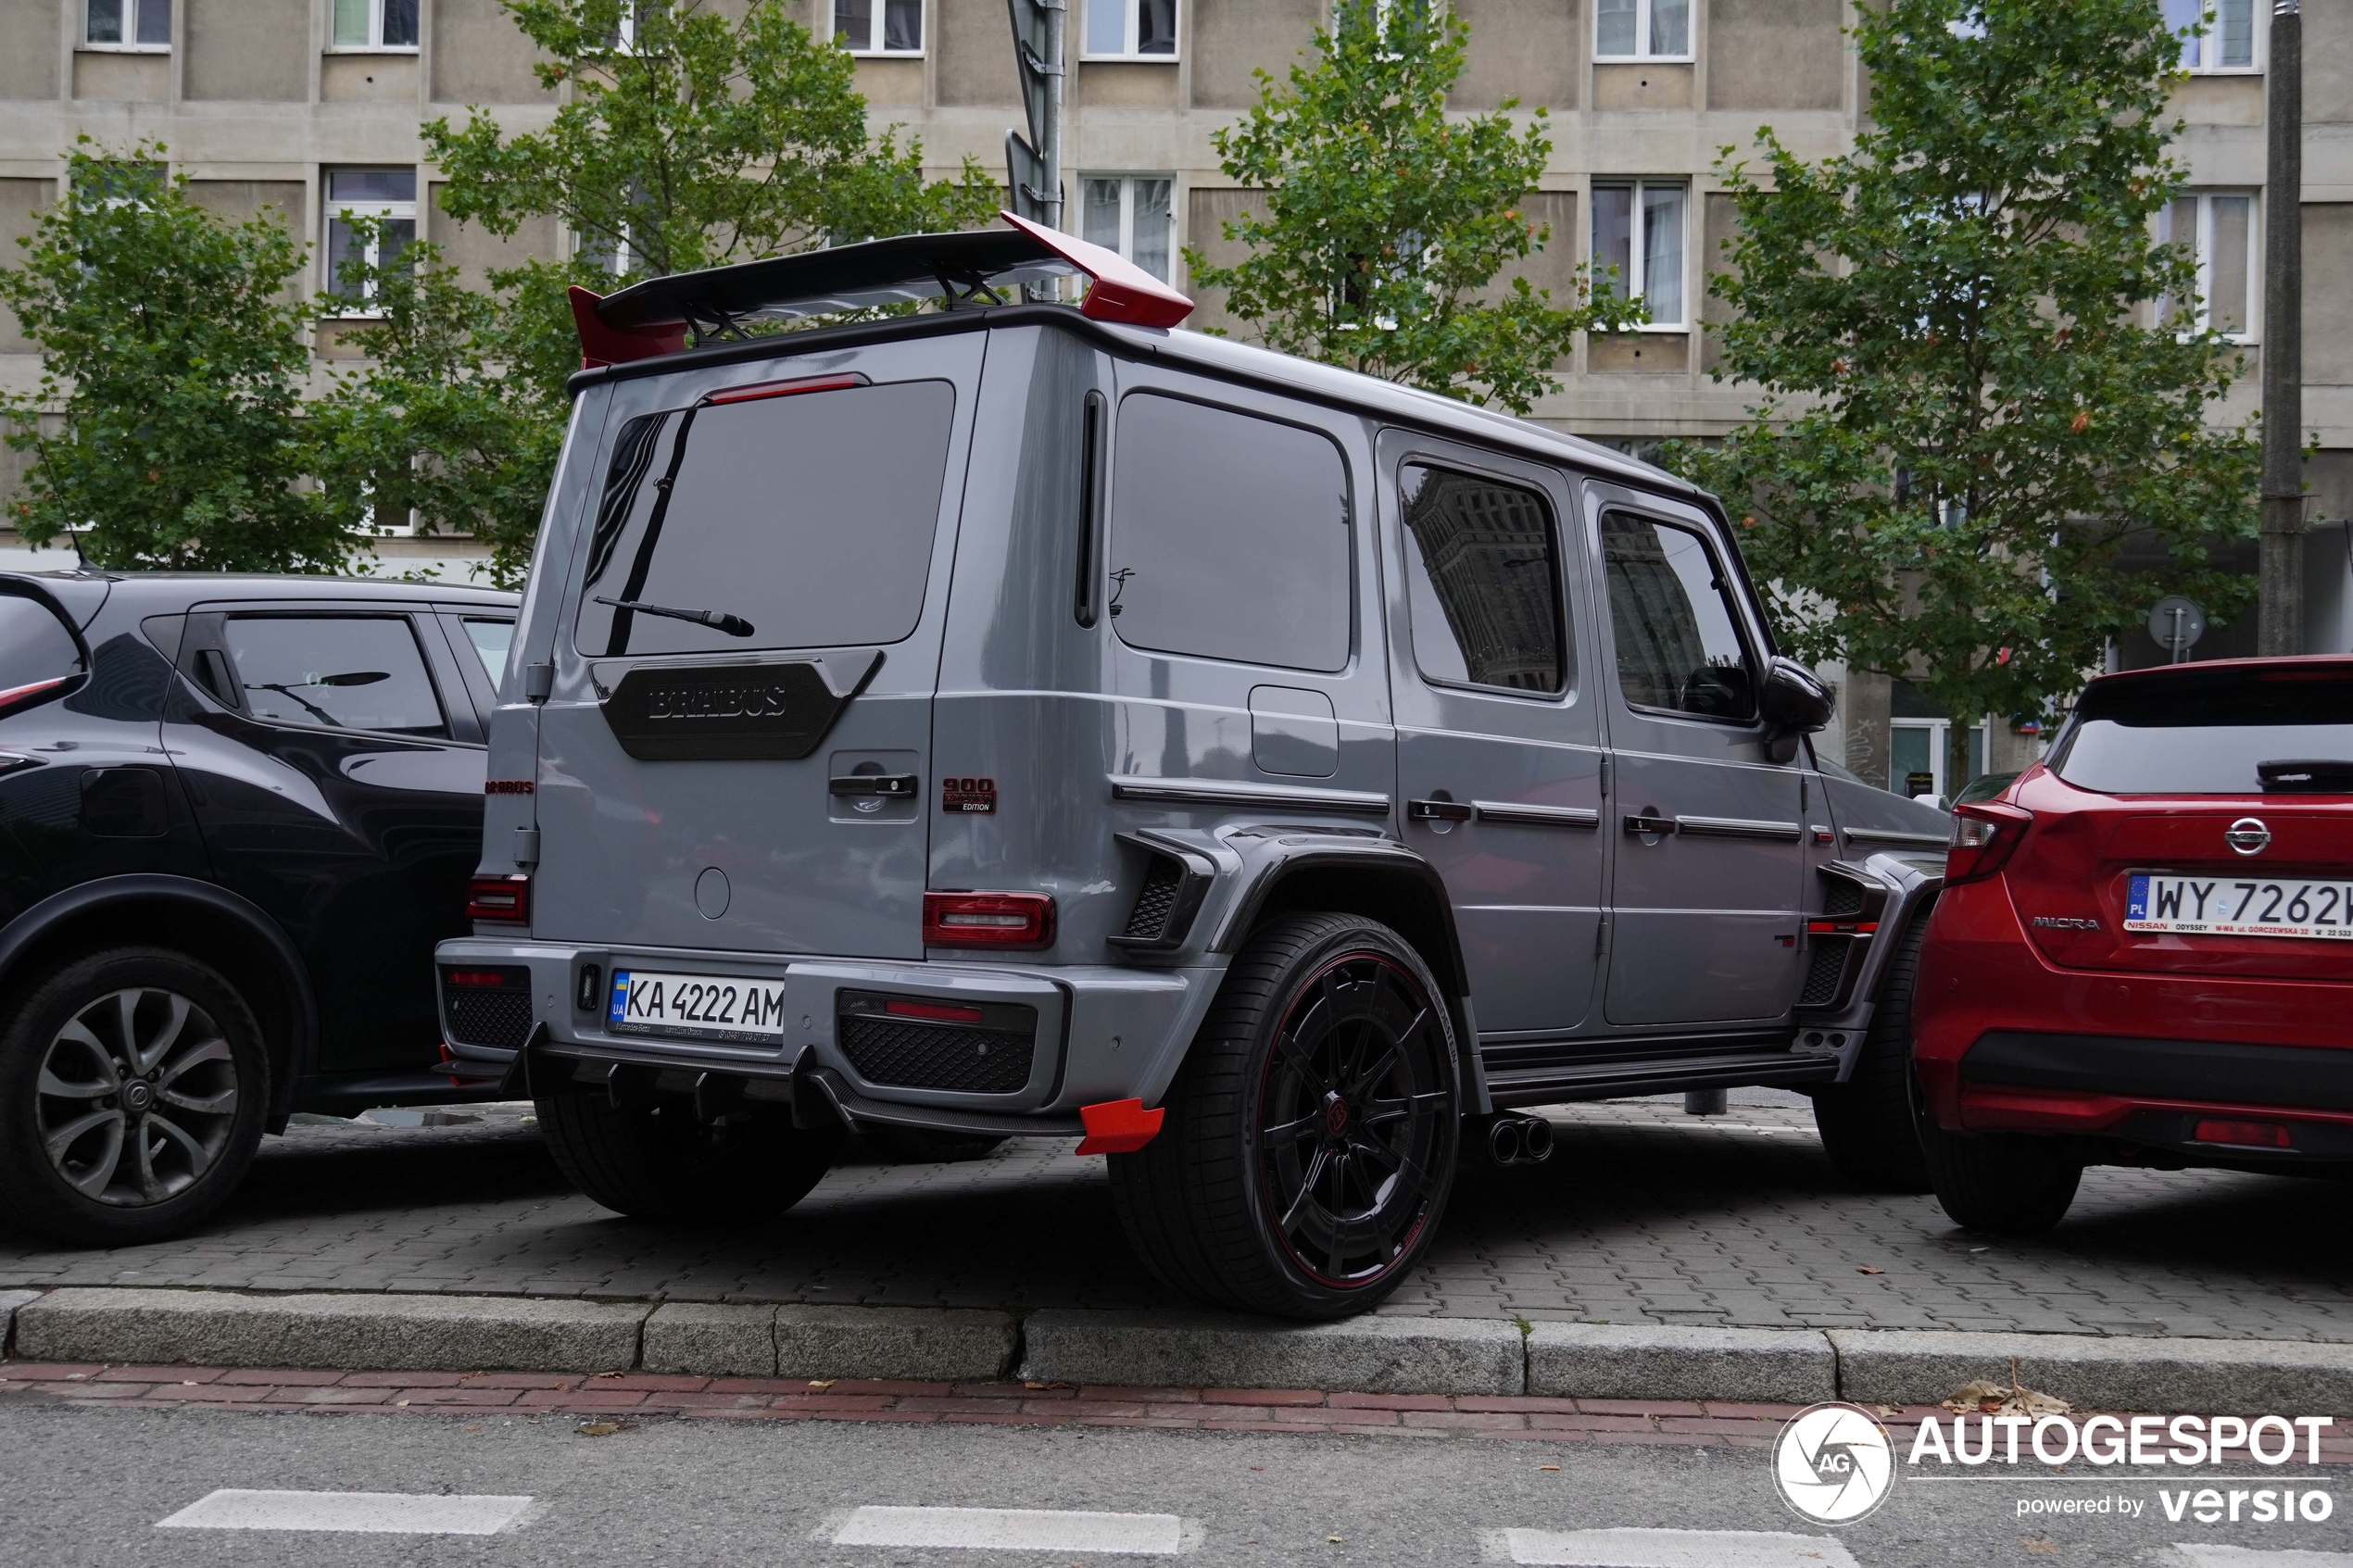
top-left (884, 997), bottom-right (987, 1023)
top-left (466, 872), bottom-right (531, 923)
top-left (922, 890), bottom-right (1055, 948)
top-left (1944, 802), bottom-right (2032, 887)
top-left (2193, 1119), bottom-right (2294, 1148)
top-left (445, 969), bottom-right (516, 987)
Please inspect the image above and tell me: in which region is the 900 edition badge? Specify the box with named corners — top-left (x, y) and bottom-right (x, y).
top-left (942, 776), bottom-right (997, 813)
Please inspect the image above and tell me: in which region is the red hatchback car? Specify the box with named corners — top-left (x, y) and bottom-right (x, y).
top-left (1912, 656), bottom-right (2353, 1232)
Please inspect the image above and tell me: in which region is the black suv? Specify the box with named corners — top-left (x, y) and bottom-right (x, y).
top-left (0, 571), bottom-right (517, 1244)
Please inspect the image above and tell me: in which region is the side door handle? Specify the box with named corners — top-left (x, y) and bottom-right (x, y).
top-left (1623, 810), bottom-right (1678, 837)
top-left (828, 773), bottom-right (919, 798)
top-left (1407, 797), bottom-right (1473, 822)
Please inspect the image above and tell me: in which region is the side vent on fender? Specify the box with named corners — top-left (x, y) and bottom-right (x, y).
top-left (1107, 834), bottom-right (1217, 953)
top-left (1793, 864), bottom-right (1894, 1015)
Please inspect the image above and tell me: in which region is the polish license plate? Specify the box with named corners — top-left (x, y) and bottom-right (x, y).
top-left (608, 970), bottom-right (790, 1042)
top-left (2125, 873), bottom-right (2353, 941)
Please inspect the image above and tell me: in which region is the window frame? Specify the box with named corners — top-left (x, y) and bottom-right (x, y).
top-left (1081, 0), bottom-right (1178, 62)
top-left (1079, 174), bottom-right (1176, 284)
top-left (322, 168), bottom-right (420, 316)
top-left (2163, 190), bottom-right (2259, 344)
top-left (82, 0), bottom-right (171, 51)
top-left (1590, 178), bottom-right (1690, 332)
top-left (328, 0), bottom-right (420, 52)
top-left (833, 0), bottom-right (925, 57)
top-left (1394, 455), bottom-right (1574, 702)
top-left (2169, 0), bottom-right (2260, 74)
top-left (1592, 0), bottom-right (1692, 63)
top-left (1596, 506), bottom-right (1761, 727)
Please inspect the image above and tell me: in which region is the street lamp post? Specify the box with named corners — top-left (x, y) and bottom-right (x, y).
top-left (2259, 0), bottom-right (2305, 655)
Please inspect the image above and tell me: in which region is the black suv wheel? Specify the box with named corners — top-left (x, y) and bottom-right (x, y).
top-left (0, 947), bottom-right (269, 1246)
top-left (1110, 913), bottom-right (1461, 1320)
top-left (536, 1075), bottom-right (842, 1224)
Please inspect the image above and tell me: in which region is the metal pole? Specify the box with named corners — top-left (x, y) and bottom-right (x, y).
top-left (2260, 0), bottom-right (2305, 656)
top-left (1041, 0), bottom-right (1064, 235)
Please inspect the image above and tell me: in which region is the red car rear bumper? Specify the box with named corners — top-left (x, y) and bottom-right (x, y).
top-left (1915, 880), bottom-right (2353, 1148)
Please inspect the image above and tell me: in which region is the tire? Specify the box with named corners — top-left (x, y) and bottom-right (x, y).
top-left (1107, 912), bottom-right (1461, 1321)
top-left (535, 1074), bottom-right (842, 1224)
top-left (862, 1126), bottom-right (1008, 1163)
top-left (1810, 922), bottom-right (1932, 1193)
top-left (1918, 1118), bottom-right (2082, 1235)
top-left (0, 947), bottom-right (269, 1247)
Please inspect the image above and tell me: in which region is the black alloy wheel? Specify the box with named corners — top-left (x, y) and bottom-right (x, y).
top-left (1110, 912), bottom-right (1461, 1320)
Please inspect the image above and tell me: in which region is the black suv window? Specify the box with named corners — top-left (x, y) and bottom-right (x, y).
top-left (574, 380), bottom-right (957, 659)
top-left (0, 592), bottom-right (84, 704)
top-left (1399, 463), bottom-right (1567, 695)
top-left (1109, 394), bottom-right (1351, 673)
top-left (2051, 663), bottom-right (2353, 795)
top-left (221, 615), bottom-right (448, 736)
top-left (1602, 512), bottom-right (1754, 721)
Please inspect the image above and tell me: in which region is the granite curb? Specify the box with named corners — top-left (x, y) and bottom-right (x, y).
top-left (5, 1288), bottom-right (2350, 1412)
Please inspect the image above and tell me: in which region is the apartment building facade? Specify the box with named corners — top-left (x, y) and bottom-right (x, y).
top-left (2, 0), bottom-right (2349, 794)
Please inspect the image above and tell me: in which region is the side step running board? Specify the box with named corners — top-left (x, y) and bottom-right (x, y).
top-left (1480, 1049), bottom-right (1838, 1110)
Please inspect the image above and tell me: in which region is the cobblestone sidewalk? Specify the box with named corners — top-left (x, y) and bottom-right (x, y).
top-left (2, 1093), bottom-right (2347, 1341)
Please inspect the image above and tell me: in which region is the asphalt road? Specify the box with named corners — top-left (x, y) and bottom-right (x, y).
top-left (0, 1400), bottom-right (2344, 1568)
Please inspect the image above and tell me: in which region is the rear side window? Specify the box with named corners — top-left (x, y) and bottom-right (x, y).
top-left (1399, 463), bottom-right (1567, 695)
top-left (1108, 394), bottom-right (1351, 673)
top-left (0, 593), bottom-right (84, 701)
top-left (2051, 665), bottom-right (2353, 795)
top-left (1602, 512), bottom-right (1755, 721)
top-left (461, 618), bottom-right (513, 683)
top-left (574, 380), bottom-right (957, 658)
top-left (221, 615), bottom-right (448, 736)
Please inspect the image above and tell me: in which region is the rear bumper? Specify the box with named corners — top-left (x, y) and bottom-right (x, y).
top-left (431, 936), bottom-right (1222, 1133)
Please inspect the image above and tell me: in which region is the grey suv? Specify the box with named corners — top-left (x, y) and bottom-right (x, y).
top-left (436, 218), bottom-right (1951, 1318)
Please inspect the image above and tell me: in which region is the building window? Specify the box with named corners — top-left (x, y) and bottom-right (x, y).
top-left (1081, 177), bottom-right (1174, 282)
top-left (1594, 0), bottom-right (1688, 60)
top-left (2162, 192), bottom-right (2255, 340)
top-left (332, 0), bottom-right (418, 49)
top-left (1592, 180), bottom-right (1686, 329)
top-left (324, 169), bottom-right (417, 309)
top-left (2163, 0), bottom-right (2256, 72)
top-left (834, 0), bottom-right (921, 56)
top-left (1084, 0), bottom-right (1176, 59)
top-left (84, 0), bottom-right (170, 48)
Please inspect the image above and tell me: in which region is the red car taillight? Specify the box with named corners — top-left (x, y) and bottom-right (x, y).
top-left (923, 891), bottom-right (1055, 948)
top-left (466, 872), bottom-right (531, 923)
top-left (1944, 802), bottom-right (2032, 886)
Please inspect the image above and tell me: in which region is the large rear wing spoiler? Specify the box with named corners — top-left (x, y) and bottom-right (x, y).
top-left (568, 211), bottom-right (1194, 370)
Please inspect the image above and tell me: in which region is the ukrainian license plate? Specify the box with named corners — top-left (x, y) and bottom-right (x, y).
top-left (2125, 873), bottom-right (2353, 941)
top-left (608, 970), bottom-right (790, 1042)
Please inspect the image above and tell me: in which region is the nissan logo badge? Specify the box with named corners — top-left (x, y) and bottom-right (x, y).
top-left (2224, 817), bottom-right (2272, 857)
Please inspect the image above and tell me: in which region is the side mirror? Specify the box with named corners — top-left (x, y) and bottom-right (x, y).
top-left (1759, 657), bottom-right (1832, 764)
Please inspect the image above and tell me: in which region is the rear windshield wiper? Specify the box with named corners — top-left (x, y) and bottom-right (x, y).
top-left (2258, 759), bottom-right (2353, 794)
top-left (594, 596), bottom-right (755, 638)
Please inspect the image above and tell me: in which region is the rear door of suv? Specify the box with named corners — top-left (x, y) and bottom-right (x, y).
top-left (531, 334), bottom-right (984, 961)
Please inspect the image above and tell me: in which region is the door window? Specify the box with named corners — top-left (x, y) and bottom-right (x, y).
top-left (1108, 394), bottom-right (1352, 673)
top-left (1398, 463), bottom-right (1567, 696)
top-left (220, 615), bottom-right (447, 736)
top-left (461, 618), bottom-right (514, 684)
top-left (574, 380), bottom-right (957, 659)
top-left (1601, 512), bottom-right (1755, 721)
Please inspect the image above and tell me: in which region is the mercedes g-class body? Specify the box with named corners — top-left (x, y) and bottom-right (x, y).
top-left (436, 215), bottom-right (1952, 1318)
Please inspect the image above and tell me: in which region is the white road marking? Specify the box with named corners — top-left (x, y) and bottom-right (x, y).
top-left (156, 1489), bottom-right (534, 1535)
top-left (833, 1505), bottom-right (1184, 1554)
top-left (2176, 1549), bottom-right (2353, 1568)
top-left (1497, 1526), bottom-right (1863, 1568)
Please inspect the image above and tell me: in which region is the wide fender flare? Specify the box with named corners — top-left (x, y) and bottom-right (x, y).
top-left (1816, 850), bottom-right (1944, 1083)
top-left (0, 873), bottom-right (319, 1126)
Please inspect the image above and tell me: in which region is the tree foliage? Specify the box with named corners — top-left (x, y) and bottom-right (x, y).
top-left (0, 143), bottom-right (359, 572)
top-left (1675, 0), bottom-right (2259, 780)
top-left (1187, 1), bottom-right (1642, 414)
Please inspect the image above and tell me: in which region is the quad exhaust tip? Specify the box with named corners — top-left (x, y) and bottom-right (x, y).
top-left (1486, 1113), bottom-right (1554, 1167)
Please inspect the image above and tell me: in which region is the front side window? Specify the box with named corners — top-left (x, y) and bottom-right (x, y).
top-left (835, 0), bottom-right (922, 55)
top-left (324, 168), bottom-right (417, 307)
top-left (333, 0), bottom-right (419, 49)
top-left (1081, 177), bottom-right (1174, 282)
top-left (220, 616), bottom-right (447, 736)
top-left (1108, 394), bottom-right (1351, 673)
top-left (85, 0), bottom-right (170, 46)
top-left (2161, 192), bottom-right (2255, 340)
top-left (1592, 180), bottom-right (1686, 328)
top-left (2163, 0), bottom-right (2256, 71)
top-left (1084, 0), bottom-right (1176, 58)
top-left (575, 381), bottom-right (958, 659)
top-left (1595, 0), bottom-right (1688, 59)
top-left (1601, 512), bottom-right (1754, 721)
top-left (1399, 464), bottom-right (1567, 696)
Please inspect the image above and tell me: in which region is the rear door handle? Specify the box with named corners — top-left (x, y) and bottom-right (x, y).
top-left (1623, 810), bottom-right (1678, 836)
top-left (828, 773), bottom-right (919, 798)
top-left (1407, 798), bottom-right (1473, 822)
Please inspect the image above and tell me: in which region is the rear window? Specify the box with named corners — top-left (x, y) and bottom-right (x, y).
top-left (0, 592), bottom-right (83, 696)
top-left (574, 380), bottom-right (956, 659)
top-left (2050, 664), bottom-right (2353, 795)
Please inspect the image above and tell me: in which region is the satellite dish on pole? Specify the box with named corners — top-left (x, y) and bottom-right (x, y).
top-left (2146, 596), bottom-right (2207, 663)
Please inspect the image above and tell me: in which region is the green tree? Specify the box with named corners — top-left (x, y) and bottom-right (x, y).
top-left (1186, 1), bottom-right (1642, 415)
top-left (1676, 0), bottom-right (2259, 788)
top-left (0, 143), bottom-right (359, 572)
